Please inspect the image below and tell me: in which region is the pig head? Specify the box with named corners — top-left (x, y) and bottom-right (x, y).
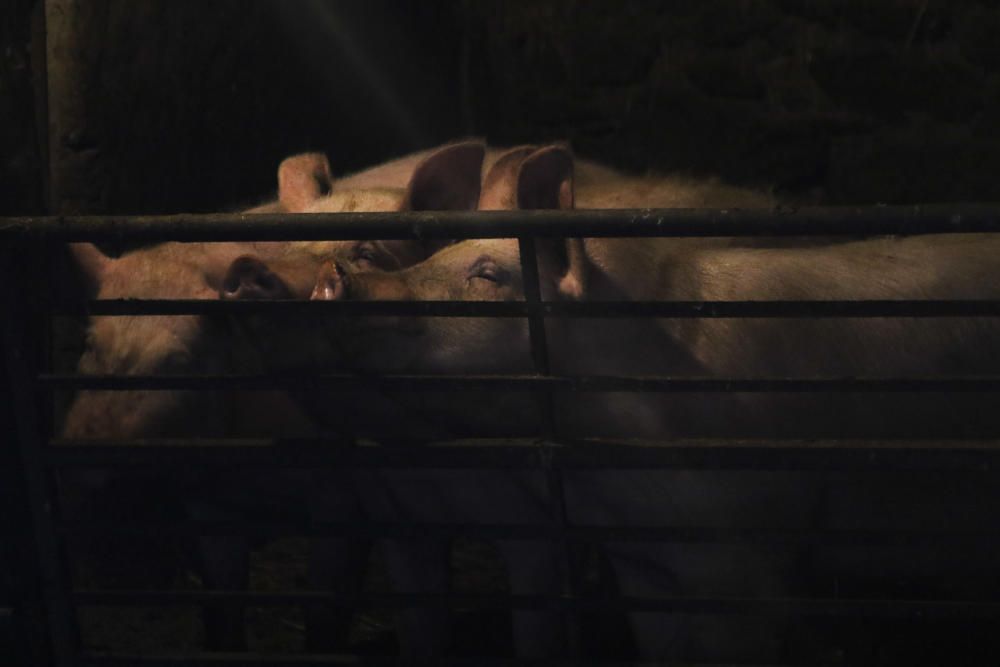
top-left (61, 240), bottom-right (312, 441)
top-left (302, 144), bottom-right (685, 439)
top-left (216, 140), bottom-right (487, 371)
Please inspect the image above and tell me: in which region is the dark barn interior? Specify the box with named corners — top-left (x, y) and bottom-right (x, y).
top-left (9, 0), bottom-right (1000, 218)
top-left (6, 1), bottom-right (1000, 665)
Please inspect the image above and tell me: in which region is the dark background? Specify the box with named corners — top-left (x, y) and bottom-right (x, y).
top-left (5, 1), bottom-right (1000, 216)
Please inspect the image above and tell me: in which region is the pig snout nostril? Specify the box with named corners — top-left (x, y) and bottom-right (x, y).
top-left (221, 256), bottom-right (288, 300)
top-left (254, 273), bottom-right (276, 291)
top-left (311, 261), bottom-right (348, 302)
top-left (222, 273), bottom-right (241, 295)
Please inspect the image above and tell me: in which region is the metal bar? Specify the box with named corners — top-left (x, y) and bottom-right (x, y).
top-left (54, 520), bottom-right (1000, 548)
top-left (43, 440), bottom-right (1000, 472)
top-left (603, 596), bottom-right (1000, 618)
top-left (47, 298), bottom-right (1000, 318)
top-left (76, 653), bottom-right (628, 667)
top-left (79, 655), bottom-right (396, 667)
top-left (69, 589), bottom-right (1000, 619)
top-left (73, 590), bottom-right (559, 611)
top-left (516, 236), bottom-right (581, 658)
top-left (54, 299), bottom-right (531, 317)
top-left (3, 206), bottom-right (1000, 242)
top-left (1, 246), bottom-right (79, 667)
top-left (517, 237), bottom-right (551, 377)
top-left (38, 372), bottom-right (1000, 393)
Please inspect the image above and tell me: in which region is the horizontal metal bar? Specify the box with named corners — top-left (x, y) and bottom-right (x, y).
top-left (38, 372), bottom-right (1000, 393)
top-left (55, 520), bottom-right (1000, 548)
top-left (78, 655), bottom-right (396, 667)
top-left (73, 589), bottom-right (559, 611)
top-left (76, 653), bottom-right (671, 667)
top-left (50, 298), bottom-right (1000, 318)
top-left (55, 299), bottom-right (530, 317)
top-left (44, 439), bottom-right (1000, 472)
top-left (609, 596), bottom-right (1000, 619)
top-left (3, 206), bottom-right (1000, 242)
top-left (70, 589), bottom-right (1000, 618)
top-left (45, 441), bottom-right (541, 469)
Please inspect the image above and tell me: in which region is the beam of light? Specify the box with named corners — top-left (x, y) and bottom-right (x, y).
top-left (287, 0), bottom-right (425, 147)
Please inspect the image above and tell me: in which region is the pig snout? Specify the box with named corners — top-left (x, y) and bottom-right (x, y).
top-left (311, 260), bottom-right (415, 303)
top-left (220, 256), bottom-right (292, 300)
top-left (311, 260), bottom-right (349, 301)
top-left (310, 260), bottom-right (425, 344)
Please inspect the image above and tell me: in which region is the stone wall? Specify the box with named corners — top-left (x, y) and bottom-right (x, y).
top-left (40, 0), bottom-right (464, 215)
top-left (7, 1), bottom-right (1000, 213)
top-left (462, 1), bottom-right (1000, 204)
top-left (0, 0), bottom-right (45, 215)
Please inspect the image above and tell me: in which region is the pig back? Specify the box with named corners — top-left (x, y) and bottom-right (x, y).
top-left (575, 173), bottom-right (776, 210)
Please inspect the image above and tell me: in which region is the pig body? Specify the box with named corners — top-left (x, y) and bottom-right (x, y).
top-left (572, 233), bottom-right (1000, 660)
top-left (282, 146), bottom-right (780, 660)
top-left (576, 168), bottom-right (776, 210)
top-left (247, 143), bottom-right (981, 660)
top-left (307, 215), bottom-right (1000, 662)
top-left (579, 233), bottom-right (1000, 436)
top-left (310, 230), bottom-right (1000, 435)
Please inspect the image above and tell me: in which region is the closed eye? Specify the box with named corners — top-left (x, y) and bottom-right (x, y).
top-left (468, 258), bottom-right (507, 284)
top-left (475, 266), bottom-right (498, 282)
top-left (343, 243), bottom-right (378, 271)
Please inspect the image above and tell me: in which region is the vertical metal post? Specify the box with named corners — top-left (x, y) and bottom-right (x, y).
top-left (1, 346), bottom-right (44, 666)
top-left (31, 0), bottom-right (51, 213)
top-left (517, 235), bottom-right (580, 660)
top-left (1, 244), bottom-right (79, 666)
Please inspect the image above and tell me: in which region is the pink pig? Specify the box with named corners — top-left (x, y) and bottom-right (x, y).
top-left (61, 141), bottom-right (486, 652)
top-left (303, 145), bottom-right (1000, 662)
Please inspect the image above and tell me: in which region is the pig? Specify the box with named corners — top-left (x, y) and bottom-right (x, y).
top-left (267, 146), bottom-right (610, 660)
top-left (575, 162), bottom-right (776, 211)
top-left (231, 143), bottom-right (776, 659)
top-left (303, 144), bottom-right (1000, 662)
top-left (221, 144), bottom-right (581, 659)
top-left (61, 239), bottom-right (330, 651)
top-left (61, 140), bottom-right (486, 652)
top-left (238, 141), bottom-right (926, 659)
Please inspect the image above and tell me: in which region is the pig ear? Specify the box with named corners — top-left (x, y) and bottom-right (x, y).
top-left (516, 144), bottom-right (574, 211)
top-left (478, 145), bottom-right (537, 211)
top-left (68, 243), bottom-right (113, 294)
top-left (516, 145), bottom-right (586, 300)
top-left (278, 152), bottom-right (333, 212)
top-left (402, 140), bottom-right (486, 212)
top-left (219, 256), bottom-right (293, 300)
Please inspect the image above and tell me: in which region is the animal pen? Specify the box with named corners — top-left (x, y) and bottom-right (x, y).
top-left (5, 206), bottom-right (1000, 665)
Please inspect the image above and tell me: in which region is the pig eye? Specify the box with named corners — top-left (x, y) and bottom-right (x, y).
top-left (351, 242), bottom-right (379, 268)
top-left (470, 259), bottom-right (505, 284)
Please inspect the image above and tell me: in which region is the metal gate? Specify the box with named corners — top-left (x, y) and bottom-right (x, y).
top-left (4, 206), bottom-right (1000, 665)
